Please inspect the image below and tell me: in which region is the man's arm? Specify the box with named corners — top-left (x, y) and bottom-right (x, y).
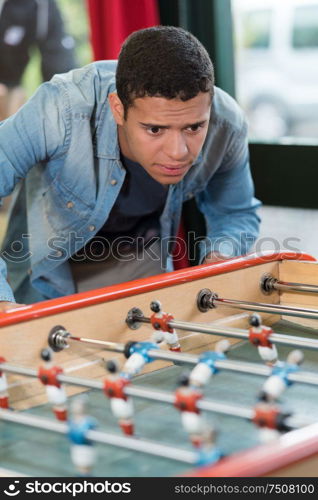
top-left (0, 258), bottom-right (15, 304)
top-left (0, 302), bottom-right (26, 311)
top-left (0, 256), bottom-right (25, 310)
top-left (0, 80), bottom-right (68, 302)
top-left (196, 124), bottom-right (261, 264)
top-left (0, 81), bottom-right (68, 196)
top-left (203, 251), bottom-right (227, 264)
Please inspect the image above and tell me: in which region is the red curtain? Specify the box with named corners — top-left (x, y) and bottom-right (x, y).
top-left (85, 0), bottom-right (189, 269)
top-left (86, 0), bottom-right (160, 60)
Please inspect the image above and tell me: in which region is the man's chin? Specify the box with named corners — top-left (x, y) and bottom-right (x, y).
top-left (148, 166), bottom-right (190, 185)
top-left (160, 176), bottom-right (184, 185)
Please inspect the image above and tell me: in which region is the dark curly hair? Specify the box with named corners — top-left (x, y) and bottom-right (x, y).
top-left (116, 26), bottom-right (214, 117)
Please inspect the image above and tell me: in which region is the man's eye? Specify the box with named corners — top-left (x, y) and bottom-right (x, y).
top-left (149, 126), bottom-right (161, 134)
top-left (188, 124), bottom-right (201, 132)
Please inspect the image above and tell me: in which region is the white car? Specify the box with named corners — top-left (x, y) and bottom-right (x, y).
top-left (233, 0), bottom-right (318, 139)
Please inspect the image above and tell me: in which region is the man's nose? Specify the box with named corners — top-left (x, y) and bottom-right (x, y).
top-left (164, 133), bottom-right (188, 161)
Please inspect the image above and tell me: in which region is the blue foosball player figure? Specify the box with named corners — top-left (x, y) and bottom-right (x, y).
top-left (68, 395), bottom-right (97, 477)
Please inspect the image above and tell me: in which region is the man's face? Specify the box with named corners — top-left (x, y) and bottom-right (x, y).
top-left (109, 92), bottom-right (211, 185)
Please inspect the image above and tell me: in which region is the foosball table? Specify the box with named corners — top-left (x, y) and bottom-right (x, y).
top-left (1, 251), bottom-right (318, 477)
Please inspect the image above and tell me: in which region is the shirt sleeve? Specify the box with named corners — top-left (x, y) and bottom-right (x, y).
top-left (0, 258), bottom-right (15, 302)
top-left (196, 123), bottom-right (261, 262)
top-left (0, 80), bottom-right (69, 196)
top-left (0, 80), bottom-right (69, 301)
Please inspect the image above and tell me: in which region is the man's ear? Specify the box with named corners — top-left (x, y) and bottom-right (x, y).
top-left (108, 93), bottom-right (125, 125)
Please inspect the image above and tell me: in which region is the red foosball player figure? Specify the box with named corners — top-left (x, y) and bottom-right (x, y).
top-left (103, 359), bottom-right (134, 435)
top-left (253, 398), bottom-right (291, 443)
top-left (174, 373), bottom-right (208, 447)
top-left (150, 300), bottom-right (181, 352)
top-left (0, 357), bottom-right (9, 409)
top-left (249, 313), bottom-right (278, 366)
top-left (38, 348), bottom-right (67, 421)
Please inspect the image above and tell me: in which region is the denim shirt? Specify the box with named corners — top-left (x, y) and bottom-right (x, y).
top-left (0, 61), bottom-right (261, 303)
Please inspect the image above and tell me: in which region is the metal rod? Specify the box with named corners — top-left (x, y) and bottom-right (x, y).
top-left (213, 297), bottom-right (318, 321)
top-left (67, 335), bottom-right (125, 354)
top-left (169, 319), bottom-right (318, 351)
top-left (1, 363), bottom-right (104, 390)
top-left (45, 331), bottom-right (318, 385)
top-left (0, 409), bottom-right (197, 464)
top-left (3, 351), bottom-right (318, 417)
top-left (57, 330), bottom-right (199, 363)
top-left (136, 316), bottom-right (318, 352)
top-left (139, 315), bottom-right (250, 339)
top-left (261, 274), bottom-right (318, 295)
top-left (275, 282), bottom-right (318, 294)
top-left (139, 315), bottom-right (251, 340)
top-left (0, 362), bottom-right (259, 415)
top-left (1, 363), bottom-right (315, 431)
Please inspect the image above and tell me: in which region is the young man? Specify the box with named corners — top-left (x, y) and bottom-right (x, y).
top-left (0, 26), bottom-right (261, 310)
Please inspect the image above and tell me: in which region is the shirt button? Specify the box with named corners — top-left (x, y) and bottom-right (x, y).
top-left (55, 250), bottom-right (63, 257)
top-left (110, 179), bottom-right (117, 186)
top-left (66, 201), bottom-right (74, 208)
top-left (27, 269), bottom-right (32, 276)
top-left (88, 225), bottom-right (96, 232)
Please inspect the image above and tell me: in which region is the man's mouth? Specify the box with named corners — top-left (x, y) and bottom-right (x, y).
top-left (156, 164), bottom-right (189, 176)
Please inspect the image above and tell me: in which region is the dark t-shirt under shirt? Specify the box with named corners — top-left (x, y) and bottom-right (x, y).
top-left (71, 155), bottom-right (168, 261)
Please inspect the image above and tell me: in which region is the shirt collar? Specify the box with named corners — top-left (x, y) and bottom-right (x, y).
top-left (94, 79), bottom-right (121, 160)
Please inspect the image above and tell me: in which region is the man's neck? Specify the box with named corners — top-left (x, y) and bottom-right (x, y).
top-left (117, 125), bottom-right (136, 163)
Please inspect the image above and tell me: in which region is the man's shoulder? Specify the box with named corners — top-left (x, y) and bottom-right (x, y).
top-left (211, 86), bottom-right (246, 133)
top-left (51, 60), bottom-right (118, 97)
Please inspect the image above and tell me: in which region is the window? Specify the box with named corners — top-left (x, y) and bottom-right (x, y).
top-left (292, 5), bottom-right (318, 49)
top-left (232, 0), bottom-right (318, 141)
top-left (241, 9), bottom-right (271, 49)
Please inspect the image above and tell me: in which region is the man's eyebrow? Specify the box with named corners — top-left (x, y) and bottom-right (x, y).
top-left (139, 120), bottom-right (207, 129)
top-left (139, 122), bottom-right (169, 129)
top-left (183, 120), bottom-right (207, 129)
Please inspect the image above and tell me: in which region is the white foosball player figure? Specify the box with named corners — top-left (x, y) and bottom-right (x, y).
top-left (189, 339), bottom-right (230, 388)
top-left (0, 357), bottom-right (9, 409)
top-left (249, 313), bottom-right (278, 366)
top-left (260, 349), bottom-right (304, 403)
top-left (122, 340), bottom-right (159, 377)
top-left (103, 359), bottom-right (135, 435)
top-left (68, 395), bottom-right (97, 476)
top-left (38, 348), bottom-right (68, 421)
